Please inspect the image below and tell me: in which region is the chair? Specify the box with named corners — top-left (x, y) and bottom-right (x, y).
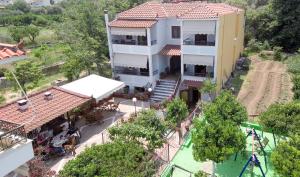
top-left (64, 136), bottom-right (77, 156)
top-left (255, 137), bottom-right (269, 150)
top-left (110, 102), bottom-right (120, 111)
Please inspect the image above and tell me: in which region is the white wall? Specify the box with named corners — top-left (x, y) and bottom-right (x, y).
top-left (0, 140), bottom-right (34, 177)
top-left (166, 18), bottom-right (181, 45)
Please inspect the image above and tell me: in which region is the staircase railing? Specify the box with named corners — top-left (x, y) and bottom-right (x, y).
top-left (171, 76), bottom-right (181, 99)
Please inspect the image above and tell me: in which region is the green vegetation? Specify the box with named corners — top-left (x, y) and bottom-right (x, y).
top-left (5, 61), bottom-right (43, 94)
top-left (109, 109), bottom-right (167, 151)
top-left (259, 101), bottom-right (300, 138)
top-left (203, 91), bottom-right (248, 126)
top-left (59, 140), bottom-right (155, 177)
top-left (192, 91), bottom-right (247, 176)
top-left (271, 135), bottom-right (300, 177)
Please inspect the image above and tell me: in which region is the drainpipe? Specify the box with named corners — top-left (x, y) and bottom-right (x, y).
top-left (104, 10), bottom-right (114, 78)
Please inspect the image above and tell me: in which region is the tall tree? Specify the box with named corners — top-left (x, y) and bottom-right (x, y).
top-left (59, 140), bottom-right (155, 177)
top-left (271, 0), bottom-right (300, 52)
top-left (56, 0), bottom-right (130, 76)
top-left (203, 91), bottom-right (247, 126)
top-left (5, 61), bottom-right (43, 94)
top-left (192, 119), bottom-right (246, 176)
top-left (26, 25), bottom-right (40, 43)
top-left (259, 102), bottom-right (300, 145)
top-left (271, 135), bottom-right (300, 177)
top-left (109, 109), bottom-right (167, 151)
top-left (165, 98), bottom-right (188, 143)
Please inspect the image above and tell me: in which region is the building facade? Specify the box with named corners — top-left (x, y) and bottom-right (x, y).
top-left (105, 1), bottom-right (244, 103)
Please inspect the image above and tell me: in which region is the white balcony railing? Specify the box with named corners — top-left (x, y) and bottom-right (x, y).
top-left (182, 45), bottom-right (216, 56)
top-left (117, 74), bottom-right (150, 88)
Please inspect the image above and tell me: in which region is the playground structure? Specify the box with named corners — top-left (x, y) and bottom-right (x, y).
top-left (161, 122), bottom-right (276, 177)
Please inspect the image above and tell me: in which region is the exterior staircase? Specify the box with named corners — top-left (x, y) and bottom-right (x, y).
top-left (150, 79), bottom-right (177, 103)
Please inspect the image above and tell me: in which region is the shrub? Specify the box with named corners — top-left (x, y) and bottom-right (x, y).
top-left (262, 40), bottom-right (271, 50)
top-left (285, 54), bottom-right (300, 74)
top-left (247, 39), bottom-right (263, 53)
top-left (33, 16), bottom-right (48, 26)
top-left (0, 95), bottom-right (5, 105)
top-left (273, 46), bottom-right (283, 61)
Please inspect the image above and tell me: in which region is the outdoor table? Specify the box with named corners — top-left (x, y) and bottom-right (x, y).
top-left (51, 130), bottom-right (68, 147)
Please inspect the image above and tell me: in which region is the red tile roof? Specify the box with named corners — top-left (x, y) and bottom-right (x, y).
top-left (0, 43), bottom-right (26, 61)
top-left (116, 2), bottom-right (242, 20)
top-left (109, 19), bottom-right (157, 28)
top-left (181, 80), bottom-right (203, 89)
top-left (160, 45), bottom-right (181, 56)
top-left (0, 87), bottom-right (91, 133)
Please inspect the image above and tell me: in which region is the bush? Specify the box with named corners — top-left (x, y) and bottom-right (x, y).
top-left (0, 95), bottom-right (5, 105)
top-left (262, 40), bottom-right (271, 50)
top-left (285, 54), bottom-right (300, 74)
top-left (247, 39), bottom-right (263, 53)
top-left (46, 6), bottom-right (63, 15)
top-left (292, 75), bottom-right (300, 100)
top-left (273, 46), bottom-right (283, 61)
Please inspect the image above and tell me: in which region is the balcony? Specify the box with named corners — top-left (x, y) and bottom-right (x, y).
top-left (184, 71), bottom-right (214, 78)
top-left (0, 120), bottom-right (34, 177)
top-left (115, 68), bottom-right (149, 76)
top-left (0, 120), bottom-right (27, 151)
top-left (112, 39), bottom-right (147, 46)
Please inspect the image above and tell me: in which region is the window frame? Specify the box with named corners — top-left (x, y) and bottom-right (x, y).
top-left (171, 26), bottom-right (181, 39)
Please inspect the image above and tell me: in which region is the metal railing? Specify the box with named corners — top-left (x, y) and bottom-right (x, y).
top-left (183, 39), bottom-right (215, 46)
top-left (112, 39), bottom-right (147, 46)
top-left (115, 70), bottom-right (150, 76)
top-left (171, 76), bottom-right (181, 99)
top-left (184, 71), bottom-right (214, 78)
top-left (0, 120), bottom-right (27, 151)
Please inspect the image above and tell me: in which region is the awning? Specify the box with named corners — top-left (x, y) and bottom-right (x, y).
top-left (111, 27), bottom-right (146, 36)
top-left (182, 20), bottom-right (216, 34)
top-left (183, 55), bottom-right (214, 66)
top-left (61, 74), bottom-right (125, 102)
top-left (109, 20), bottom-right (157, 28)
top-left (114, 53), bottom-right (148, 68)
top-left (159, 45), bottom-right (181, 56)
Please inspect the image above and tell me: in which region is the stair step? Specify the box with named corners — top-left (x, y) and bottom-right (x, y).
top-left (156, 85), bottom-right (175, 89)
top-left (153, 93), bottom-right (171, 97)
top-left (153, 89), bottom-right (174, 94)
top-left (159, 80), bottom-right (177, 84)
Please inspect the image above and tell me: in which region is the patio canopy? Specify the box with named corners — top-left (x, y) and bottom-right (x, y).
top-left (61, 74), bottom-right (125, 102)
top-left (0, 87), bottom-right (90, 133)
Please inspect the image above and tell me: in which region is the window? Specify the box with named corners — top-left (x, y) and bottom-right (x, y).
top-left (126, 35), bottom-right (133, 40)
top-left (172, 26), bottom-right (180, 39)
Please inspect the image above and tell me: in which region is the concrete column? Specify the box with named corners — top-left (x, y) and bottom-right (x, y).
top-left (180, 20), bottom-right (184, 77)
top-left (147, 28), bottom-right (154, 85)
top-left (104, 10), bottom-right (114, 77)
top-left (213, 20), bottom-right (220, 83)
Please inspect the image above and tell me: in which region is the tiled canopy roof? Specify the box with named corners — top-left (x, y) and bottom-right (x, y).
top-left (0, 87), bottom-right (91, 133)
top-left (160, 45), bottom-right (181, 56)
top-left (117, 2), bottom-right (242, 20)
top-left (180, 80), bottom-right (203, 90)
top-left (0, 43), bottom-right (26, 61)
top-left (109, 19), bottom-right (157, 28)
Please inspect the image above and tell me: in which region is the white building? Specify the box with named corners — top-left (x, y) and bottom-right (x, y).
top-left (0, 120), bottom-right (34, 177)
top-left (105, 1), bottom-right (244, 104)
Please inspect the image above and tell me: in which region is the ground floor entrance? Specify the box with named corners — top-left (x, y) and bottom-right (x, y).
top-left (170, 56), bottom-right (181, 74)
top-left (180, 88), bottom-right (201, 108)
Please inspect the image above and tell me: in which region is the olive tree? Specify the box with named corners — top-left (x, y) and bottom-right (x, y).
top-left (259, 101), bottom-right (300, 146)
top-left (271, 135), bottom-right (300, 177)
top-left (165, 98), bottom-right (188, 144)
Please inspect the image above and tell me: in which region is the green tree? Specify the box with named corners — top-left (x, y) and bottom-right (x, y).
top-left (61, 57), bottom-right (84, 81)
top-left (8, 26), bottom-right (26, 42)
top-left (271, 0), bottom-right (300, 52)
top-left (200, 79), bottom-right (216, 101)
top-left (9, 0), bottom-right (31, 13)
top-left (109, 109), bottom-right (167, 151)
top-left (59, 140), bottom-right (155, 177)
top-left (192, 119), bottom-right (246, 176)
top-left (5, 61), bottom-right (43, 94)
top-left (56, 0), bottom-right (130, 76)
top-left (259, 102), bottom-right (300, 145)
top-left (165, 98), bottom-right (188, 143)
top-left (203, 91), bottom-right (247, 126)
top-left (25, 25), bottom-right (40, 43)
top-left (271, 135), bottom-right (300, 177)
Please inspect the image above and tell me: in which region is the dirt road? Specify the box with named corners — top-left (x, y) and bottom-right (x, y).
top-left (237, 56), bottom-right (293, 120)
